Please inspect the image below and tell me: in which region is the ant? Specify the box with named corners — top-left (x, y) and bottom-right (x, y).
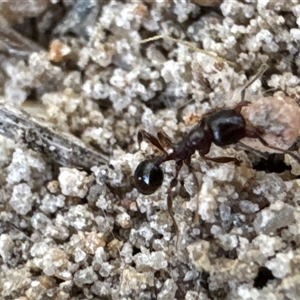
top-left (134, 63), bottom-right (300, 242)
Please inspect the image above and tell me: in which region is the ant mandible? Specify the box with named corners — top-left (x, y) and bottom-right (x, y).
top-left (134, 63), bottom-right (300, 238)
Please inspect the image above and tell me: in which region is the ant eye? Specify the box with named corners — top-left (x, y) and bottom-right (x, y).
top-left (134, 160), bottom-right (164, 195)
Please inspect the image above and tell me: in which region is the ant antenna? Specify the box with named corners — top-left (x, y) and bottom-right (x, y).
top-left (5, 222), bottom-right (33, 242)
top-left (140, 34), bottom-right (236, 67)
top-left (240, 63), bottom-right (268, 102)
top-left (255, 135), bottom-right (300, 165)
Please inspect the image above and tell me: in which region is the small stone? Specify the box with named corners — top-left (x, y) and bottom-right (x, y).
top-left (9, 183), bottom-right (33, 215)
top-left (1, 268), bottom-right (32, 297)
top-left (30, 242), bottom-right (49, 257)
top-left (74, 247), bottom-right (87, 263)
top-left (40, 193), bottom-right (65, 214)
top-left (133, 248), bottom-right (168, 271)
top-left (120, 267), bottom-right (154, 295)
top-left (291, 28), bottom-right (300, 41)
top-left (47, 180), bottom-right (60, 193)
top-left (253, 201), bottom-right (295, 234)
top-left (31, 212), bottom-right (51, 231)
top-left (107, 239), bottom-right (123, 258)
top-left (187, 240), bottom-right (211, 272)
top-left (6, 148), bottom-right (47, 185)
top-left (93, 246), bottom-right (107, 267)
top-left (252, 235), bottom-right (284, 259)
top-left (65, 205), bottom-right (95, 231)
top-left (25, 280), bottom-right (47, 300)
top-left (58, 167), bottom-right (94, 198)
top-left (129, 223), bottom-right (153, 247)
top-left (99, 262), bottom-right (113, 277)
top-left (120, 242), bottom-right (133, 264)
top-left (209, 257), bottom-right (257, 288)
top-left (73, 267), bottom-right (98, 288)
top-left (83, 231), bottom-right (106, 254)
top-left (183, 270), bottom-right (198, 281)
top-left (266, 251), bottom-right (293, 278)
top-left (90, 281), bottom-right (111, 297)
top-left (157, 278), bottom-right (177, 300)
top-left (35, 248), bottom-right (71, 280)
top-left (219, 204), bottom-right (232, 221)
top-left (198, 193), bottom-right (217, 223)
top-left (49, 40), bottom-right (71, 63)
top-left (217, 234), bottom-right (238, 251)
top-left (242, 92), bottom-right (300, 151)
top-left (115, 212), bottom-right (132, 228)
top-left (239, 200), bottom-right (259, 213)
top-left (0, 234), bottom-right (14, 263)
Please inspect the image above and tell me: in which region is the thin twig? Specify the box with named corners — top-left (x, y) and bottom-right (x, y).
top-left (140, 34), bottom-right (236, 67)
top-left (0, 102), bottom-right (108, 170)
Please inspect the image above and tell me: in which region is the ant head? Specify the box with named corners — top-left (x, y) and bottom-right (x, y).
top-left (134, 159), bottom-right (164, 195)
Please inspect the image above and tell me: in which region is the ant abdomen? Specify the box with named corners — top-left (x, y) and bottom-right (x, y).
top-left (134, 159), bottom-right (164, 195)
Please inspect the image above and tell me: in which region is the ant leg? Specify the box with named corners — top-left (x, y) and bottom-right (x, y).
top-left (234, 101), bottom-right (251, 114)
top-left (191, 169), bottom-right (200, 224)
top-left (202, 155), bottom-right (239, 164)
top-left (240, 63), bottom-right (268, 102)
top-left (245, 129), bottom-right (300, 164)
top-left (184, 156), bottom-right (201, 224)
top-left (140, 35), bottom-right (235, 67)
top-left (138, 129), bottom-right (167, 153)
top-left (167, 160), bottom-right (183, 245)
top-left (157, 129), bottom-right (174, 149)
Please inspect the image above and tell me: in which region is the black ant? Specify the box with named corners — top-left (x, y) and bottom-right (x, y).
top-left (134, 63), bottom-right (300, 241)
